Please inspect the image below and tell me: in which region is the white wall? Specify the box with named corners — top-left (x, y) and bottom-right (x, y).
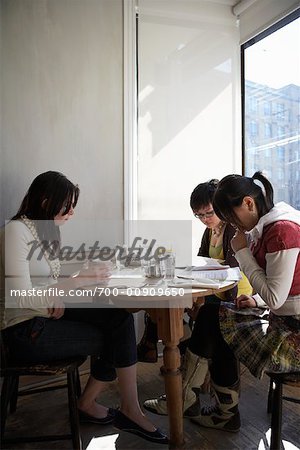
top-left (0, 0), bottom-right (123, 233)
top-left (137, 0), bottom-right (241, 253)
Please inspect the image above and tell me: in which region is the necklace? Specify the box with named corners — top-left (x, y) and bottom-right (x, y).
top-left (20, 215), bottom-right (61, 280)
top-left (212, 221), bottom-right (225, 237)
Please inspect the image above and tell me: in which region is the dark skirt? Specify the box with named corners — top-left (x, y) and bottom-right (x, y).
top-left (219, 303), bottom-right (300, 379)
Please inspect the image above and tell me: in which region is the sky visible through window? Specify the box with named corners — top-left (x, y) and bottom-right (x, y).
top-left (245, 18), bottom-right (300, 89)
top-left (244, 15), bottom-right (300, 209)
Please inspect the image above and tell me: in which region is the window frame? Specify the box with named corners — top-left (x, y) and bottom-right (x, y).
top-left (241, 8), bottom-right (300, 174)
top-left (123, 0), bottom-right (138, 242)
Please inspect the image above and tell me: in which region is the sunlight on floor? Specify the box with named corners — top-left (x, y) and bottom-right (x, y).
top-left (258, 428), bottom-right (299, 450)
top-left (282, 441), bottom-right (300, 450)
top-left (86, 433), bottom-right (119, 449)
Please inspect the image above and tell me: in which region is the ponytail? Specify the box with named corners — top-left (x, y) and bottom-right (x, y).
top-left (252, 171), bottom-right (274, 212)
top-left (213, 171), bottom-right (274, 226)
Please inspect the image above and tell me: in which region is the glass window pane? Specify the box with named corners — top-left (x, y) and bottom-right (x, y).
top-left (243, 16), bottom-right (300, 209)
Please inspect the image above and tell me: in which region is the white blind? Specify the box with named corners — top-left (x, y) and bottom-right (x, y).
top-left (236, 0), bottom-right (299, 43)
top-left (137, 0), bottom-right (241, 258)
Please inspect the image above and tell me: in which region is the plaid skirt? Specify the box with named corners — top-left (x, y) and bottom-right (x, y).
top-left (219, 303), bottom-right (300, 379)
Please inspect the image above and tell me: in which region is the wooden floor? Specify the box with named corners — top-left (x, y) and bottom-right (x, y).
top-left (2, 358), bottom-right (300, 450)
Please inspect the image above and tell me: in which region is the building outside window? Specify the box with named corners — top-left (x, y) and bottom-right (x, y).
top-left (242, 11), bottom-right (300, 209)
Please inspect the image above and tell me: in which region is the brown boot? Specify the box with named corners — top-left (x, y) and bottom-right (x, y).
top-left (144, 349), bottom-right (209, 417)
top-left (182, 349), bottom-right (209, 415)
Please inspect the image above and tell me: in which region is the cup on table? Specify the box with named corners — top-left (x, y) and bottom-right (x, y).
top-left (142, 258), bottom-right (162, 278)
top-left (160, 251), bottom-right (176, 280)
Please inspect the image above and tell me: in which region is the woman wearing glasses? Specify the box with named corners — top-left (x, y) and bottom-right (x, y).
top-left (190, 179), bottom-right (252, 302)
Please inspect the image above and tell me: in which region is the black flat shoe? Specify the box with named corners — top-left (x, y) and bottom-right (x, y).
top-left (113, 410), bottom-right (169, 444)
top-left (79, 407), bottom-right (116, 424)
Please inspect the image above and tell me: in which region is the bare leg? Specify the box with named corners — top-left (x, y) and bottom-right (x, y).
top-left (77, 376), bottom-right (110, 418)
top-left (78, 365), bottom-right (156, 430)
top-left (117, 365), bottom-right (156, 432)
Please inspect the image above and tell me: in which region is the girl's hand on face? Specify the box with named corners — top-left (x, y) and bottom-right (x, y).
top-left (235, 295), bottom-right (257, 309)
top-left (231, 230), bottom-right (248, 253)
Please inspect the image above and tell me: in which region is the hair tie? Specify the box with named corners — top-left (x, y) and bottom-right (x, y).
top-left (253, 178), bottom-right (266, 197)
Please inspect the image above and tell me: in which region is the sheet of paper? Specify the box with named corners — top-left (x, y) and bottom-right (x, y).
top-left (189, 256), bottom-right (229, 271)
top-left (169, 279), bottom-right (223, 289)
top-left (192, 267), bottom-right (241, 281)
top-left (177, 267), bottom-right (241, 281)
top-left (169, 279), bottom-right (234, 290)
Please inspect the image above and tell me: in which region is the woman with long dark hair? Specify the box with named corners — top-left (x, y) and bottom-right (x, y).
top-left (1, 171), bottom-right (168, 444)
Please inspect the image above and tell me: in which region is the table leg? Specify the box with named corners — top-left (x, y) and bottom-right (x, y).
top-left (154, 308), bottom-right (185, 449)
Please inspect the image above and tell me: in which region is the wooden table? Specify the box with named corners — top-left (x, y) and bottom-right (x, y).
top-left (108, 278), bottom-right (236, 449)
top-left (149, 283), bottom-right (235, 449)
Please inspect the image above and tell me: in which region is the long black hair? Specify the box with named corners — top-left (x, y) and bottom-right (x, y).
top-left (213, 171), bottom-right (274, 227)
top-left (190, 179), bottom-right (219, 210)
top-left (12, 171), bottom-right (79, 255)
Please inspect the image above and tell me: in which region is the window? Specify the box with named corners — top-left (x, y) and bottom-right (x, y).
top-left (265, 147), bottom-right (271, 158)
top-left (264, 101), bottom-right (271, 116)
top-left (278, 125), bottom-right (285, 137)
top-left (249, 121), bottom-right (258, 136)
top-left (276, 146), bottom-right (285, 161)
top-left (276, 102), bottom-right (285, 120)
top-left (242, 10), bottom-right (300, 208)
top-left (248, 97), bottom-right (258, 114)
top-left (264, 123), bottom-right (272, 138)
top-left (278, 168), bottom-right (284, 181)
top-left (135, 1), bottom-right (241, 228)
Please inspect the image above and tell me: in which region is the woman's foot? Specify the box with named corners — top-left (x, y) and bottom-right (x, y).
top-left (119, 407), bottom-right (156, 431)
top-left (78, 400), bottom-right (112, 420)
top-left (78, 408), bottom-right (116, 425)
top-left (114, 410), bottom-right (168, 444)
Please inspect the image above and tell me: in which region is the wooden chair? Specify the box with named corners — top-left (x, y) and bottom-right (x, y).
top-left (266, 371), bottom-right (300, 450)
top-left (1, 338), bottom-right (85, 450)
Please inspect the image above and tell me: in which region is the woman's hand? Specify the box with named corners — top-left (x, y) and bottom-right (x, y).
top-left (48, 297), bottom-right (65, 319)
top-left (231, 230), bottom-right (247, 253)
top-left (76, 260), bottom-right (112, 287)
top-left (235, 294), bottom-right (256, 309)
